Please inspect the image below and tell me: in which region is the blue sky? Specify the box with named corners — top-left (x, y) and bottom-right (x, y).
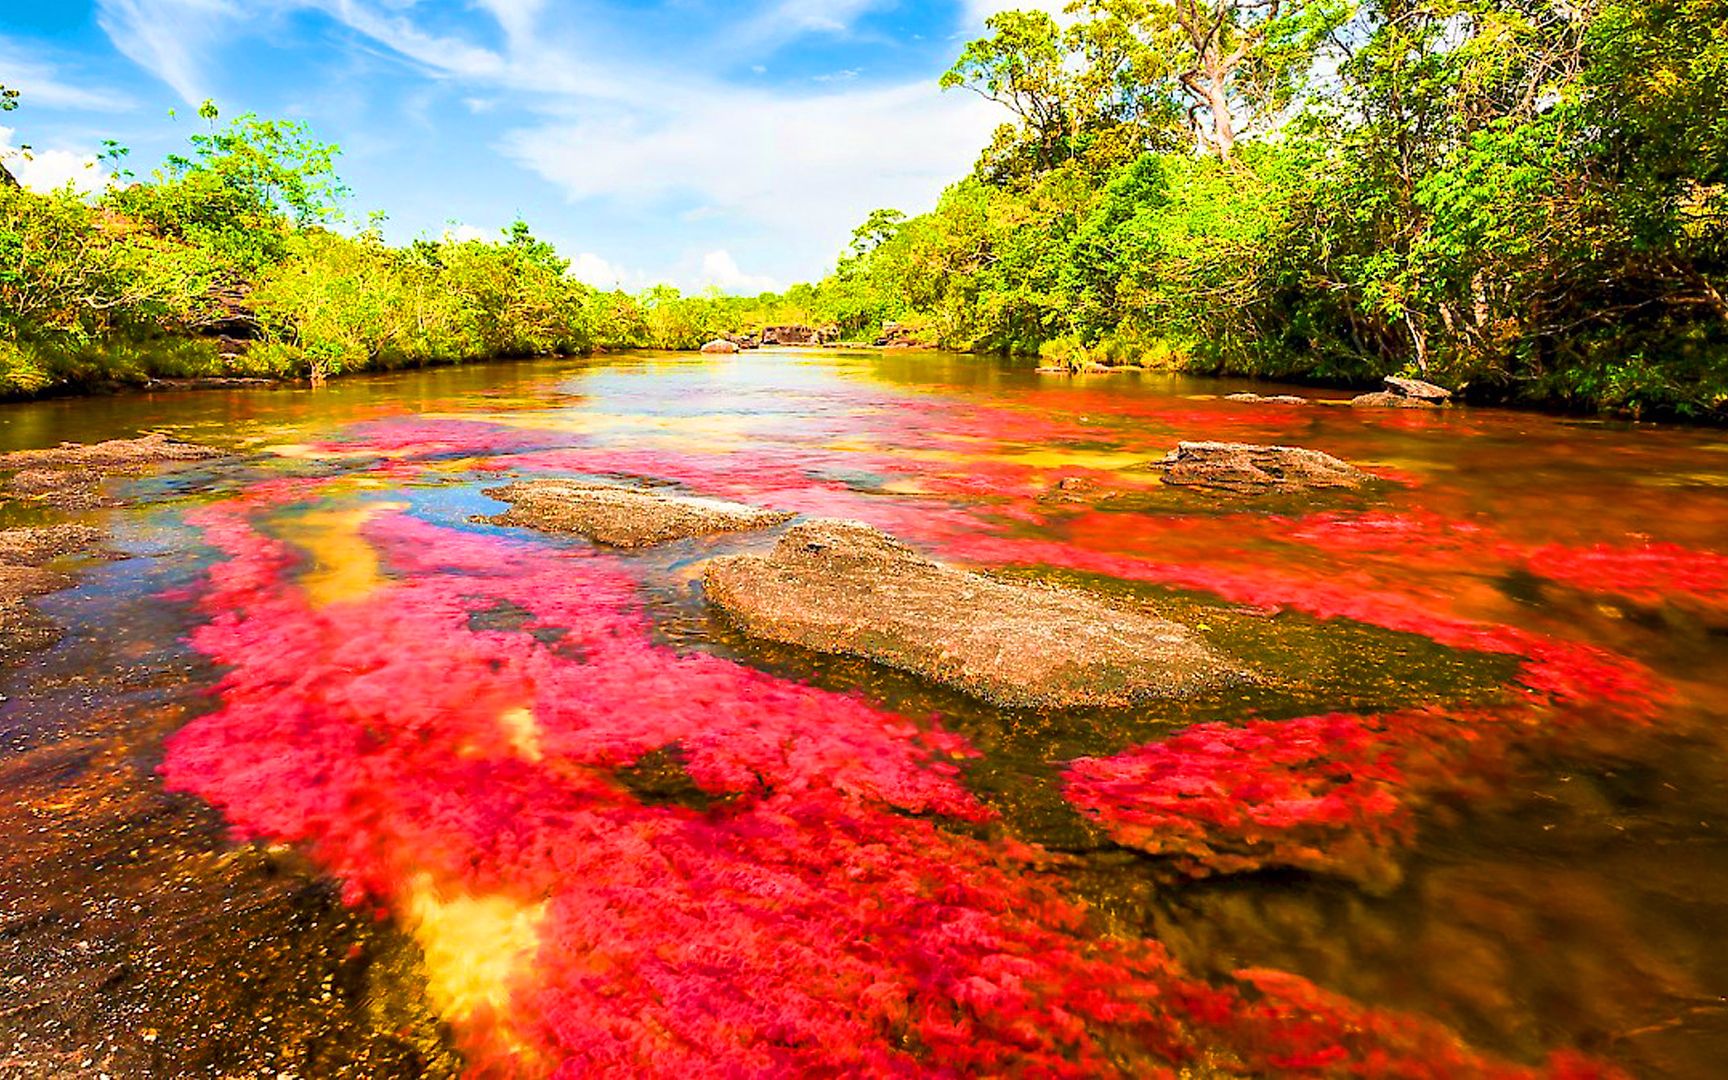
top-left (0, 1), bottom-right (1060, 292)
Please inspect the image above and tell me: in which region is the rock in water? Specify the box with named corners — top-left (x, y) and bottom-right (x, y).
top-left (0, 435), bottom-right (224, 509)
top-left (1351, 375), bottom-right (1454, 409)
top-left (700, 339), bottom-right (741, 355)
top-left (1225, 393), bottom-right (1310, 406)
top-left (482, 480), bottom-right (793, 548)
top-left (0, 434), bottom-right (222, 470)
top-left (1159, 442), bottom-right (1372, 494)
top-left (704, 520), bottom-right (1246, 709)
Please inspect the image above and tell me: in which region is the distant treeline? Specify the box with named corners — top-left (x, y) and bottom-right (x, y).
top-left (2, 0), bottom-right (1725, 418)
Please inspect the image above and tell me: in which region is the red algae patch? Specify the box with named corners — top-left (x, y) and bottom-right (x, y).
top-left (157, 483), bottom-right (1623, 1078)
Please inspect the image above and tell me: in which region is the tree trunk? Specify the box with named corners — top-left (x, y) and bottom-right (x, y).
top-left (0, 159), bottom-right (18, 188)
top-left (1204, 68), bottom-right (1237, 161)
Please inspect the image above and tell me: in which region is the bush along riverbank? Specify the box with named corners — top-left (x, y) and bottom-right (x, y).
top-left (0, 103), bottom-right (847, 399)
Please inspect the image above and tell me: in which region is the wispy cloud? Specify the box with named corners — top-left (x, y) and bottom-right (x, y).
top-left (95, 0), bottom-right (238, 105)
top-left (87, 0), bottom-right (1016, 289)
top-left (0, 36), bottom-right (136, 111)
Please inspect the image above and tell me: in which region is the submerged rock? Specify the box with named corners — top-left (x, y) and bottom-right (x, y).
top-left (1158, 442), bottom-right (1373, 495)
top-left (1, 434), bottom-right (223, 509)
top-left (0, 433), bottom-right (222, 470)
top-left (0, 524), bottom-right (105, 566)
top-left (1226, 392), bottom-right (1310, 406)
top-left (704, 520), bottom-right (1247, 708)
top-left (1352, 376), bottom-right (1454, 410)
top-left (482, 479), bottom-right (794, 548)
top-left (0, 524), bottom-right (107, 664)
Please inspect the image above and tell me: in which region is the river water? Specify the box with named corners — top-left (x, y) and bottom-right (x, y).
top-left (2, 350), bottom-right (1725, 1078)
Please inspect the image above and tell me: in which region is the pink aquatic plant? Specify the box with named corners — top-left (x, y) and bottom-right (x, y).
top-left (159, 478), bottom-right (1626, 1077)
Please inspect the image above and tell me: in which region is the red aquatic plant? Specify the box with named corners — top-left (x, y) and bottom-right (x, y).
top-left (160, 481), bottom-right (1622, 1077)
top-left (1064, 713), bottom-right (1415, 888)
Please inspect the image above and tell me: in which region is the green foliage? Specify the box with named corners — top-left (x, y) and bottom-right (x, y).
top-left (828, 0), bottom-right (1728, 419)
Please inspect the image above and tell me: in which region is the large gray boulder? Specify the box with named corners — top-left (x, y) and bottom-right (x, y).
top-left (704, 520), bottom-right (1247, 709)
top-left (1158, 442), bottom-right (1372, 495)
top-left (482, 480), bottom-right (793, 548)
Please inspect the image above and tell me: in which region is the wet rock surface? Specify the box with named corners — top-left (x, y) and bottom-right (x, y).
top-left (1158, 441), bottom-right (1374, 494)
top-left (1, 435), bottom-right (224, 509)
top-left (1226, 392), bottom-right (1311, 405)
top-left (761, 325), bottom-right (836, 347)
top-left (704, 520), bottom-right (1248, 709)
top-left (482, 479), bottom-right (795, 548)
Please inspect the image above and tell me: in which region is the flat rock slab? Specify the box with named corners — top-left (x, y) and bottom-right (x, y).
top-left (1352, 376), bottom-right (1453, 409)
top-left (0, 434), bottom-right (222, 471)
top-left (1159, 442), bottom-right (1372, 494)
top-left (0, 525), bottom-right (106, 666)
top-left (482, 480), bottom-right (794, 548)
top-left (1, 435), bottom-right (223, 509)
top-left (704, 520), bottom-right (1247, 709)
top-left (0, 524), bottom-right (105, 566)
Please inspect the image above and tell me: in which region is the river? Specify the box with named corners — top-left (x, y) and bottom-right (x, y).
top-left (2, 350), bottom-right (1725, 1077)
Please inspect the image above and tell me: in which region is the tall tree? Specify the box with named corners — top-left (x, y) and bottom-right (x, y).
top-left (1076, 0), bottom-right (1336, 160)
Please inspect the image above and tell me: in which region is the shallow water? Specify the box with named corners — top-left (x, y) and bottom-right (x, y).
top-left (2, 350), bottom-right (1726, 1077)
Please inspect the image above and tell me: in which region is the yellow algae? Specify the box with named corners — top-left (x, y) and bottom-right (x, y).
top-left (877, 478), bottom-right (931, 495)
top-left (406, 877), bottom-right (547, 1031)
top-left (1000, 447), bottom-right (1154, 471)
top-left (273, 500), bottom-right (411, 608)
top-left (499, 707), bottom-right (544, 762)
top-left (426, 409), bottom-right (764, 441)
top-left (263, 443), bottom-right (387, 461)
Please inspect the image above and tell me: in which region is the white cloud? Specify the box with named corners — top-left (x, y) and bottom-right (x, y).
top-left (694, 250), bottom-right (779, 295)
top-left (499, 82), bottom-right (996, 267)
top-left (443, 223), bottom-right (491, 243)
top-left (95, 0), bottom-right (238, 105)
top-left (0, 127), bottom-right (109, 194)
top-left (568, 251), bottom-right (650, 291)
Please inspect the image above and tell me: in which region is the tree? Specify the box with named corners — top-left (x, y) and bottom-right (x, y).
top-left (1075, 0), bottom-right (1338, 161)
top-left (943, 11), bottom-right (1086, 177)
